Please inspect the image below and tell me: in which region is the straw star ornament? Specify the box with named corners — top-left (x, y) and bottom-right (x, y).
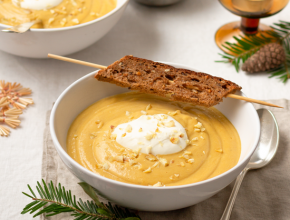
top-left (0, 80), bottom-right (34, 136)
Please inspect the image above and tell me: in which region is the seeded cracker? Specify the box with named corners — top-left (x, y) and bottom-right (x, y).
top-left (95, 56), bottom-right (242, 107)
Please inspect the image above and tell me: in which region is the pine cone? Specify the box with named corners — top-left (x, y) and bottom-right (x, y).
top-left (242, 43), bottom-right (286, 73)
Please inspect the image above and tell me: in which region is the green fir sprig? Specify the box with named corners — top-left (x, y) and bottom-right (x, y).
top-left (217, 20), bottom-right (290, 83)
top-left (21, 179), bottom-right (141, 220)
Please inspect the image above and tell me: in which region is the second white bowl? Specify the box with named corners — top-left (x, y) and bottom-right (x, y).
top-left (0, 0), bottom-right (129, 58)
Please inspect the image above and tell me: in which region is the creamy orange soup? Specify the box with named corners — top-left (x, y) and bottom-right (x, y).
top-left (0, 0), bottom-right (116, 28)
top-left (67, 92), bottom-right (241, 186)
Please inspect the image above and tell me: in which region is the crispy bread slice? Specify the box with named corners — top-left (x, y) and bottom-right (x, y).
top-left (95, 56), bottom-right (242, 107)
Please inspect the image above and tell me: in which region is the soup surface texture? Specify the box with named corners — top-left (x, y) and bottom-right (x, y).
top-left (0, 0), bottom-right (116, 28)
top-left (67, 92), bottom-right (241, 186)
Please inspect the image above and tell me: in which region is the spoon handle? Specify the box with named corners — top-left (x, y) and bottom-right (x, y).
top-left (220, 167), bottom-right (249, 220)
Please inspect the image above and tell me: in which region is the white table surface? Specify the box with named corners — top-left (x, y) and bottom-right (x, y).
top-left (0, 0), bottom-right (289, 219)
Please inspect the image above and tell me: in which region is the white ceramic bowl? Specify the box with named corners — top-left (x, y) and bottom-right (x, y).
top-left (0, 0), bottom-right (129, 58)
top-left (50, 62), bottom-right (260, 211)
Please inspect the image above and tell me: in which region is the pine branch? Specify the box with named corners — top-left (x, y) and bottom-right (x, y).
top-left (21, 179), bottom-right (141, 220)
top-left (217, 20), bottom-right (290, 83)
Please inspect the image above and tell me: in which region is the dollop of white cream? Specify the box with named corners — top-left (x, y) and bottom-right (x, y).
top-left (13, 0), bottom-right (63, 10)
top-left (112, 114), bottom-right (188, 156)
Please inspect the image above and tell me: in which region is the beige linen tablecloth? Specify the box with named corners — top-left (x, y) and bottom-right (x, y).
top-left (41, 100), bottom-right (290, 220)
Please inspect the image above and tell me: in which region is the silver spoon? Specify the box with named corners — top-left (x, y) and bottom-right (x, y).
top-left (2, 19), bottom-right (41, 33)
top-left (220, 108), bottom-right (279, 220)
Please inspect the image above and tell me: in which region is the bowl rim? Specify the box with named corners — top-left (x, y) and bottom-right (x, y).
top-left (0, 0), bottom-right (129, 32)
top-left (50, 62), bottom-right (261, 190)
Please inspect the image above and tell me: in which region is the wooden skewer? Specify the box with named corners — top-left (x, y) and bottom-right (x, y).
top-left (226, 94), bottom-right (282, 108)
top-left (48, 54), bottom-right (107, 69)
top-left (48, 54), bottom-right (283, 108)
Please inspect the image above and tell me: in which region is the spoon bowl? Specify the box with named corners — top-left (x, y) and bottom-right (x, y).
top-left (248, 109), bottom-right (279, 169)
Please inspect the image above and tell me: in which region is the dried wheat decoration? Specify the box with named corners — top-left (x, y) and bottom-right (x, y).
top-left (0, 80), bottom-right (34, 136)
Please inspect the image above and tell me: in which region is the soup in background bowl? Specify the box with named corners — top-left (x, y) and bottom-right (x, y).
top-left (50, 63), bottom-right (260, 211)
top-left (0, 0), bottom-right (128, 58)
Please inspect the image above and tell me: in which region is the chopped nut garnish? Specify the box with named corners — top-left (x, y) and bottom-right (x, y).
top-left (170, 159), bottom-right (175, 164)
top-left (184, 151), bottom-right (192, 155)
top-left (192, 137), bottom-right (198, 141)
top-left (146, 104), bottom-right (152, 110)
top-left (110, 125), bottom-right (115, 130)
top-left (194, 122), bottom-right (202, 128)
top-left (174, 174), bottom-right (180, 177)
top-left (187, 159), bottom-right (195, 164)
top-left (72, 18), bottom-right (79, 24)
top-left (129, 160), bottom-right (137, 166)
top-left (155, 128), bottom-right (161, 133)
top-left (145, 155), bottom-right (157, 161)
top-left (95, 120), bottom-right (101, 124)
top-left (201, 128), bottom-right (206, 132)
top-left (179, 133), bottom-right (184, 138)
top-left (139, 128), bottom-right (143, 132)
top-left (159, 158), bottom-right (169, 166)
top-left (216, 149), bottom-right (223, 153)
top-left (115, 155), bottom-right (124, 163)
top-left (203, 151), bottom-right (205, 154)
top-left (125, 124), bottom-right (132, 133)
top-left (194, 128), bottom-right (201, 132)
top-left (168, 110), bottom-right (180, 116)
top-left (180, 162), bottom-right (185, 167)
top-left (147, 145), bottom-right (152, 154)
top-left (96, 163), bottom-right (103, 169)
top-left (200, 136), bottom-right (204, 139)
top-left (157, 121), bottom-right (163, 127)
top-left (50, 9), bottom-right (55, 14)
top-left (103, 163), bottom-right (110, 170)
top-left (141, 110), bottom-right (147, 115)
top-left (74, 134), bottom-right (78, 138)
top-left (164, 120), bottom-right (175, 127)
top-left (161, 115), bottom-right (168, 119)
top-left (186, 139), bottom-right (190, 145)
top-left (164, 69), bottom-right (170, 72)
top-left (143, 167), bottom-right (152, 173)
top-left (145, 133), bottom-right (153, 140)
top-left (125, 111), bottom-right (131, 116)
top-left (121, 133), bottom-right (126, 137)
top-left (97, 121), bottom-right (104, 129)
top-left (55, 9), bottom-right (67, 14)
top-left (170, 136), bottom-right (179, 144)
top-left (153, 182), bottom-right (163, 187)
top-left (48, 18), bottom-right (55, 25)
top-left (152, 162), bottom-right (159, 168)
